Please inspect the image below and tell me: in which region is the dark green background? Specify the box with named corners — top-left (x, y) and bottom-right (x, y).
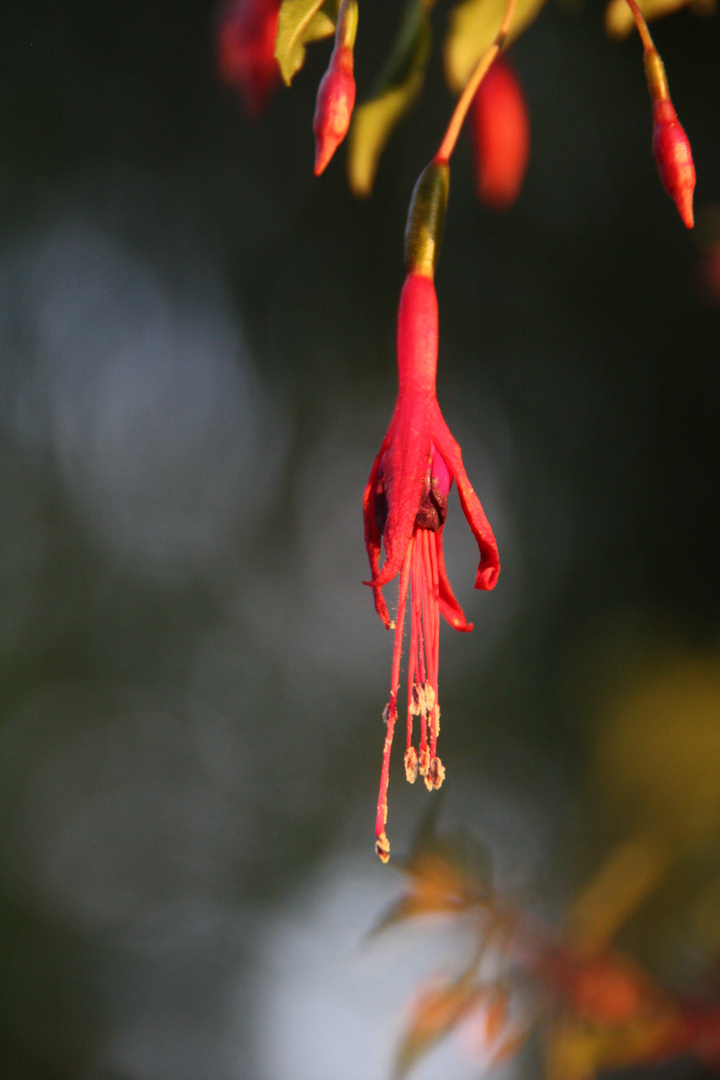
top-left (1, 1), bottom-right (719, 1077)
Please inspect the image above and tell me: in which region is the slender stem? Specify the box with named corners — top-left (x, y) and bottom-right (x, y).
top-left (335, 0), bottom-right (358, 52)
top-left (624, 0), bottom-right (670, 102)
top-left (623, 0), bottom-right (655, 53)
top-left (434, 0), bottom-right (519, 165)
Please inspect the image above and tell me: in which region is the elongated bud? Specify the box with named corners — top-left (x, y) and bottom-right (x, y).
top-left (404, 161), bottom-right (450, 278)
top-left (644, 49), bottom-right (695, 229)
top-left (642, 42), bottom-right (695, 228)
top-left (313, 0), bottom-right (358, 175)
top-left (470, 57), bottom-right (530, 210)
top-left (652, 99), bottom-right (695, 229)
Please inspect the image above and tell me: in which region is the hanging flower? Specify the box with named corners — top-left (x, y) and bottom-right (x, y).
top-left (364, 164), bottom-right (500, 862)
top-left (216, 0), bottom-right (281, 118)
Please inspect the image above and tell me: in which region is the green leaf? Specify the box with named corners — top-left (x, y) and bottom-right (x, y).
top-left (443, 0), bottom-right (548, 92)
top-left (275, 0), bottom-right (340, 86)
top-left (347, 0), bottom-right (432, 197)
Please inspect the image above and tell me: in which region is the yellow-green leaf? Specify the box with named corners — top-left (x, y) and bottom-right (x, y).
top-left (564, 837), bottom-right (669, 955)
top-left (347, 0), bottom-right (432, 197)
top-left (444, 0), bottom-right (548, 93)
top-left (604, 0), bottom-right (715, 36)
top-left (275, 0), bottom-right (340, 86)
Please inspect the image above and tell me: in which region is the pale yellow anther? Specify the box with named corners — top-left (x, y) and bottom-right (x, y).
top-left (410, 683), bottom-right (422, 716)
top-left (404, 746), bottom-right (419, 783)
top-left (418, 745), bottom-right (430, 776)
top-left (425, 756), bottom-right (446, 791)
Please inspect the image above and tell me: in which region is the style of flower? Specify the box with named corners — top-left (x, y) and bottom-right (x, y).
top-left (364, 269), bottom-right (500, 863)
top-left (216, 0), bottom-right (281, 118)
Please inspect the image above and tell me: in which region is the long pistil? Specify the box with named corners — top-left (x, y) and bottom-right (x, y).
top-left (376, 541), bottom-right (413, 863)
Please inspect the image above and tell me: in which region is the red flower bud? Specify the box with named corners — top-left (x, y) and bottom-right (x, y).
top-left (313, 45), bottom-right (356, 176)
top-left (216, 0), bottom-right (280, 119)
top-left (470, 57), bottom-right (530, 210)
top-left (652, 98), bottom-right (696, 229)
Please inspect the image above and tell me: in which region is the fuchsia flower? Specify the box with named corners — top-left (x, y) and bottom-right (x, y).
top-left (364, 263), bottom-right (500, 863)
top-left (216, 0), bottom-right (281, 118)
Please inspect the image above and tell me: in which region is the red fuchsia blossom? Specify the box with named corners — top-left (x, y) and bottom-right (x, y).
top-left (364, 162), bottom-right (500, 863)
top-left (216, 0), bottom-right (280, 118)
top-left (313, 0), bottom-right (358, 175)
top-left (470, 55), bottom-right (530, 210)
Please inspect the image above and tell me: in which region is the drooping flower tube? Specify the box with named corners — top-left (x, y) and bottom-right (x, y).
top-left (364, 161), bottom-right (500, 863)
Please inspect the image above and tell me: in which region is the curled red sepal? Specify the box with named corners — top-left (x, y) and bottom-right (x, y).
top-left (216, 0), bottom-right (280, 118)
top-left (470, 56), bottom-right (530, 210)
top-left (364, 271), bottom-right (500, 862)
top-left (652, 99), bottom-right (695, 229)
top-left (313, 45), bottom-right (356, 175)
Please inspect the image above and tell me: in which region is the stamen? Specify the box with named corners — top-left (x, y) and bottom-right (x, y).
top-left (404, 746), bottom-right (419, 783)
top-left (426, 755), bottom-right (446, 791)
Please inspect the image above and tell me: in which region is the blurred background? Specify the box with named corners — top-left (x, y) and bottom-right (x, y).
top-left (1, 1), bottom-right (720, 1078)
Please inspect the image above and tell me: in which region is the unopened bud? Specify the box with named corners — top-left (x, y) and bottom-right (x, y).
top-left (313, 45), bottom-right (356, 175)
top-left (313, 0), bottom-right (358, 175)
top-left (470, 57), bottom-right (530, 210)
top-left (641, 46), bottom-right (695, 228)
top-left (652, 97), bottom-right (695, 229)
top-left (404, 161), bottom-right (450, 278)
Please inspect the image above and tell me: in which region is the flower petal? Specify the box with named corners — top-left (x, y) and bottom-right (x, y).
top-left (434, 530), bottom-right (474, 632)
top-left (432, 404), bottom-right (500, 590)
top-left (371, 397), bottom-right (433, 589)
top-left (363, 439), bottom-right (392, 627)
